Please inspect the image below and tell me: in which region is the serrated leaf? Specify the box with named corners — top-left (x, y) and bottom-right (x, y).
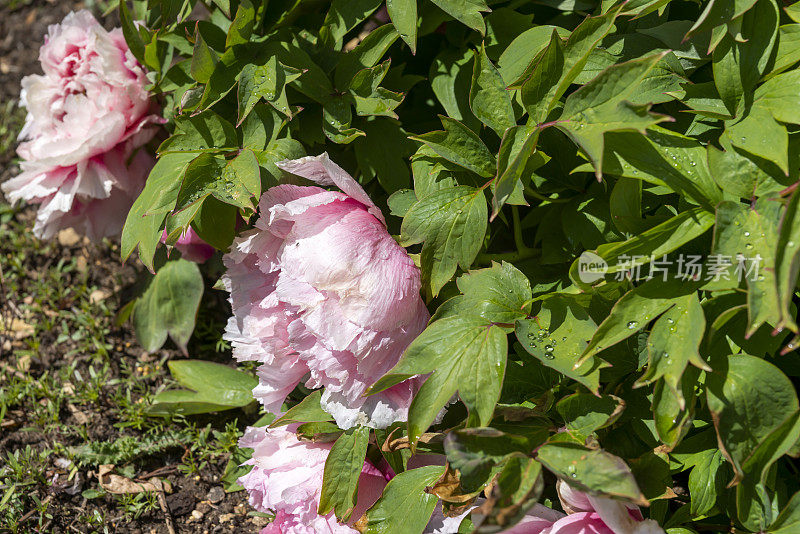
top-left (401, 185), bottom-right (488, 296)
top-left (319, 426), bottom-right (370, 521)
top-left (132, 259), bottom-right (204, 353)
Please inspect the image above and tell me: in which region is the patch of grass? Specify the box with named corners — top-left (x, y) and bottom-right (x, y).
top-left (0, 99), bottom-right (25, 160)
top-left (0, 446), bottom-right (53, 532)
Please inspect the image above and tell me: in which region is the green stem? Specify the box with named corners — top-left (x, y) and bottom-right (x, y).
top-left (511, 206), bottom-right (530, 254)
top-left (524, 185), bottom-right (569, 203)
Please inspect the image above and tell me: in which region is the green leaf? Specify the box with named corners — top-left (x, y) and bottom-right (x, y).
top-left (191, 27), bottom-right (218, 84)
top-left (569, 208), bottom-right (716, 285)
top-left (515, 295), bottom-right (606, 393)
top-left (653, 371), bottom-right (697, 451)
top-left (401, 185), bottom-right (488, 296)
top-left (636, 293), bottom-right (710, 406)
top-left (409, 116), bottom-right (495, 178)
top-left (354, 119), bottom-right (414, 193)
top-left (469, 43), bottom-right (515, 138)
top-left (580, 278), bottom-right (699, 364)
top-left (319, 426), bottom-right (370, 521)
top-left (497, 25), bottom-right (567, 85)
top-left (687, 450), bottom-right (725, 516)
top-left (271, 390), bottom-right (333, 427)
top-left (237, 58), bottom-right (303, 125)
top-left (491, 125), bottom-right (540, 216)
top-left (706, 353), bottom-right (799, 484)
top-left (557, 53), bottom-right (672, 180)
top-left (323, 97), bottom-right (365, 144)
top-left (119, 0), bottom-right (146, 63)
top-left (335, 24), bottom-right (400, 89)
top-left (770, 491), bottom-right (800, 533)
top-left (557, 393), bottom-right (624, 440)
top-left (358, 465), bottom-right (445, 534)
top-left (429, 0), bottom-right (490, 35)
top-left (319, 0), bottom-right (383, 49)
top-left (776, 190), bottom-right (800, 332)
top-left (725, 106), bottom-right (789, 175)
top-left (226, 0), bottom-right (255, 48)
top-left (536, 442), bottom-right (647, 505)
top-left (435, 261), bottom-right (532, 324)
top-left (122, 153), bottom-right (198, 270)
top-left (148, 360), bottom-right (257, 415)
top-left (581, 128), bottom-right (723, 209)
top-left (370, 313), bottom-right (507, 446)
top-left (158, 111), bottom-right (238, 154)
top-left (713, 199), bottom-right (782, 336)
top-left (174, 150), bottom-right (260, 213)
top-left (349, 61), bottom-right (404, 118)
top-left (444, 428), bottom-right (531, 492)
top-left (132, 259), bottom-right (204, 353)
top-left (519, 4), bottom-right (624, 125)
top-left (386, 0), bottom-right (417, 53)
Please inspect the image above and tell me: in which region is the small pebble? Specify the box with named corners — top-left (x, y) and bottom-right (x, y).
top-left (191, 510), bottom-right (204, 521)
top-left (206, 486), bottom-right (225, 504)
top-left (219, 513), bottom-right (236, 523)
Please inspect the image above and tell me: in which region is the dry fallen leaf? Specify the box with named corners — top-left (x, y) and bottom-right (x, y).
top-left (97, 465), bottom-right (173, 495)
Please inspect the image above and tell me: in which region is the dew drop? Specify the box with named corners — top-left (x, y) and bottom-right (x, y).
top-left (627, 321), bottom-right (638, 329)
top-left (744, 231), bottom-right (750, 237)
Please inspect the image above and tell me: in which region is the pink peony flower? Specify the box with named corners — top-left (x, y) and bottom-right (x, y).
top-left (160, 227), bottom-right (215, 263)
top-left (239, 425), bottom-right (386, 534)
top-left (222, 153), bottom-right (429, 429)
top-left (2, 10), bottom-right (162, 240)
top-left (476, 482), bottom-right (664, 534)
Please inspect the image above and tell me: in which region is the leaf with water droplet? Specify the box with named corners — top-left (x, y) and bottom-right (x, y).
top-left (515, 295), bottom-right (606, 393)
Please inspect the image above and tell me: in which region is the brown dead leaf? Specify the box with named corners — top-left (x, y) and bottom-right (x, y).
top-left (97, 465), bottom-right (172, 495)
top-left (382, 431), bottom-right (444, 453)
top-left (427, 464), bottom-right (479, 505)
top-left (1, 318), bottom-right (34, 340)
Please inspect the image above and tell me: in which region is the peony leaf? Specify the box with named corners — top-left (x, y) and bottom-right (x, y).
top-left (469, 43), bottom-right (515, 138)
top-left (515, 295), bottom-right (606, 393)
top-left (386, 0), bottom-right (417, 53)
top-left (536, 442), bottom-right (647, 505)
top-left (401, 185), bottom-right (488, 296)
top-left (357, 465), bottom-right (445, 534)
top-left (409, 116), bottom-right (495, 178)
top-left (319, 426), bottom-right (371, 522)
top-left (271, 390), bottom-right (333, 427)
top-left (132, 259), bottom-right (204, 353)
top-left (429, 0), bottom-right (490, 35)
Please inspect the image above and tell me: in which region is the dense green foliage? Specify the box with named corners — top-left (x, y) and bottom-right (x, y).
top-left (119, 0), bottom-right (800, 531)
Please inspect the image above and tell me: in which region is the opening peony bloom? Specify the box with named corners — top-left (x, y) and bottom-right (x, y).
top-left (239, 425), bottom-right (386, 534)
top-left (2, 10), bottom-right (162, 240)
top-left (160, 227), bottom-right (215, 263)
top-left (223, 153), bottom-right (429, 429)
